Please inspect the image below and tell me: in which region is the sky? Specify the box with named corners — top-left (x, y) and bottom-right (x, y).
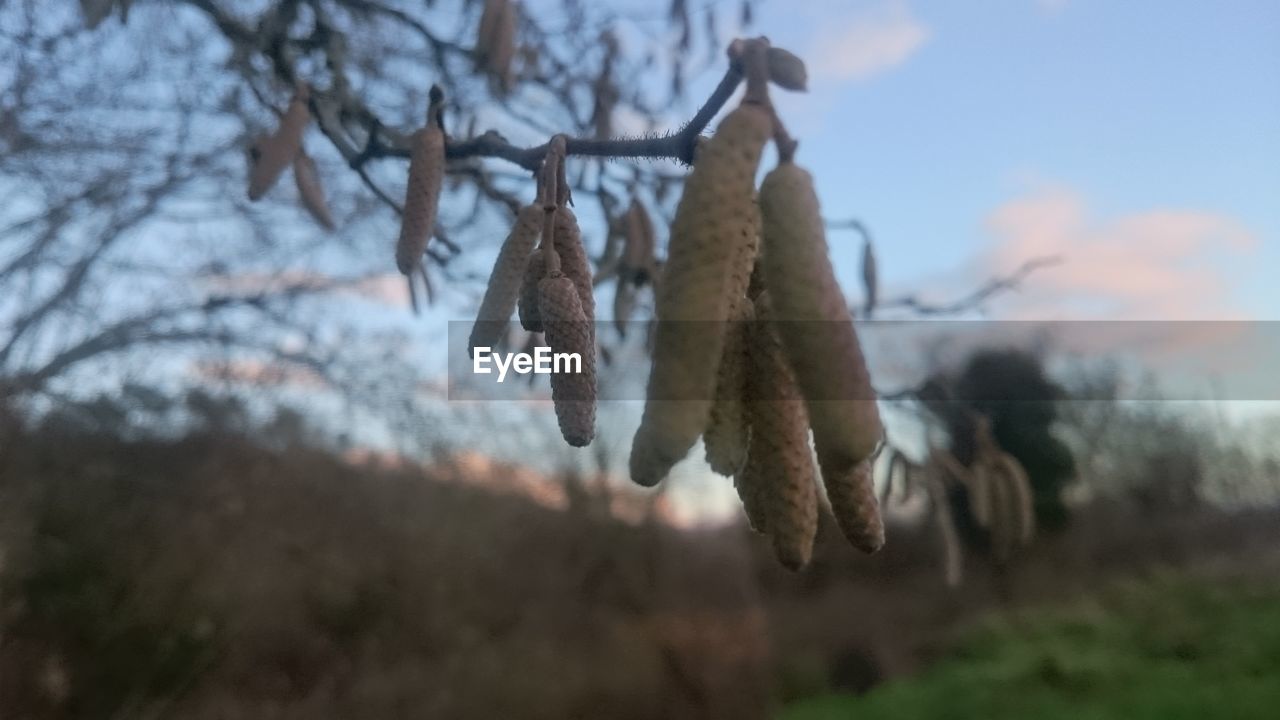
top-left (728, 0), bottom-right (1279, 322)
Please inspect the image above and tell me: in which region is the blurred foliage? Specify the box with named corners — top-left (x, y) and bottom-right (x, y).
top-left (784, 574), bottom-right (1280, 720)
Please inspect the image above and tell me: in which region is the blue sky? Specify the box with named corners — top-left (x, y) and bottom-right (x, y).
top-left (726, 0), bottom-right (1279, 321)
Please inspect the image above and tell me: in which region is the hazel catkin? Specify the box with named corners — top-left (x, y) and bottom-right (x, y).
top-left (538, 270), bottom-right (596, 447)
top-left (824, 457), bottom-right (885, 554)
top-left (760, 159), bottom-right (882, 477)
top-left (248, 84), bottom-right (310, 201)
top-left (292, 148), bottom-right (335, 231)
top-left (469, 204), bottom-right (543, 355)
top-left (629, 102), bottom-right (772, 487)
top-left (395, 124), bottom-right (445, 276)
top-left (518, 247), bottom-right (546, 332)
top-left (737, 293), bottom-right (818, 570)
top-left (552, 207), bottom-right (595, 322)
top-left (703, 296), bottom-right (753, 476)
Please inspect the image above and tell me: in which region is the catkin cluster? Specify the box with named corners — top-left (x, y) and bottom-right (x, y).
top-left (967, 418), bottom-right (1036, 564)
top-left (244, 83), bottom-right (336, 231)
top-left (629, 42), bottom-right (885, 569)
top-left (467, 139), bottom-right (598, 447)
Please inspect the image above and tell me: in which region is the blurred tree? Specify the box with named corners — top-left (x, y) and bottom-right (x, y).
top-left (921, 348), bottom-right (1077, 532)
top-left (1, 0), bottom-right (1056, 457)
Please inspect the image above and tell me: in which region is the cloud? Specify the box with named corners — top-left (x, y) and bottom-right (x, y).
top-left (811, 0), bottom-right (930, 82)
top-left (979, 187), bottom-right (1257, 321)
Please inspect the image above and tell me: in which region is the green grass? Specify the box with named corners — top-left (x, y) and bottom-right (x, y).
top-left (783, 574), bottom-right (1280, 720)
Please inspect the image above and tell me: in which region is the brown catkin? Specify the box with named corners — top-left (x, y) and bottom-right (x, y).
top-left (738, 294), bottom-right (818, 570)
top-left (759, 160), bottom-right (883, 476)
top-left (395, 125), bottom-right (445, 275)
top-left (552, 207), bottom-right (595, 321)
top-left (248, 85), bottom-right (310, 201)
top-left (292, 148), bottom-right (335, 231)
top-left (825, 458), bottom-right (885, 555)
top-left (518, 247), bottom-right (546, 332)
top-left (630, 102), bottom-right (772, 487)
top-left (487, 0), bottom-right (518, 93)
top-left (538, 272), bottom-right (597, 447)
top-left (622, 198), bottom-right (657, 282)
top-left (469, 204), bottom-right (543, 355)
top-left (475, 0), bottom-right (504, 63)
top-left (704, 296), bottom-right (754, 476)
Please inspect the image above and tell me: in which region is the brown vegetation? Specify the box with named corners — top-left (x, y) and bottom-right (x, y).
top-left (2, 420), bottom-right (1277, 719)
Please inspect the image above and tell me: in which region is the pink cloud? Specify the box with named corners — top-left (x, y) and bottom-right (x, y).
top-left (811, 0), bottom-right (930, 83)
top-left (981, 187), bottom-right (1257, 321)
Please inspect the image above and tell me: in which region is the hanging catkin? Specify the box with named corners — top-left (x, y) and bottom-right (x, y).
top-left (292, 147), bottom-right (335, 231)
top-left (475, 0), bottom-right (504, 63)
top-left (629, 101), bottom-right (772, 487)
top-left (486, 0), bottom-right (518, 93)
top-left (996, 452), bottom-right (1036, 546)
top-left (759, 159), bottom-right (882, 474)
top-left (469, 204), bottom-right (543, 355)
top-left (552, 207), bottom-right (595, 321)
top-left (518, 247), bottom-right (546, 332)
top-left (621, 199), bottom-right (657, 283)
top-left (824, 458), bottom-right (885, 554)
top-left (704, 296), bottom-right (754, 476)
top-left (248, 84), bottom-right (310, 201)
top-left (967, 463), bottom-right (993, 529)
top-left (738, 292), bottom-right (818, 570)
top-left (395, 123), bottom-right (445, 276)
top-left (539, 268), bottom-right (597, 447)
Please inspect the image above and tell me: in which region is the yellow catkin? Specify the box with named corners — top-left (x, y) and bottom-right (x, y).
top-left (759, 160), bottom-right (883, 480)
top-left (704, 296), bottom-right (754, 476)
top-left (766, 47), bottom-right (808, 91)
top-left (395, 125), bottom-right (445, 276)
top-left (248, 85), bottom-right (310, 201)
top-left (538, 271), bottom-right (597, 447)
top-left (629, 102), bottom-right (772, 488)
top-left (737, 294), bottom-right (818, 570)
top-left (469, 204), bottom-right (543, 355)
top-left (292, 148), bottom-right (335, 231)
top-left (518, 247), bottom-right (545, 332)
